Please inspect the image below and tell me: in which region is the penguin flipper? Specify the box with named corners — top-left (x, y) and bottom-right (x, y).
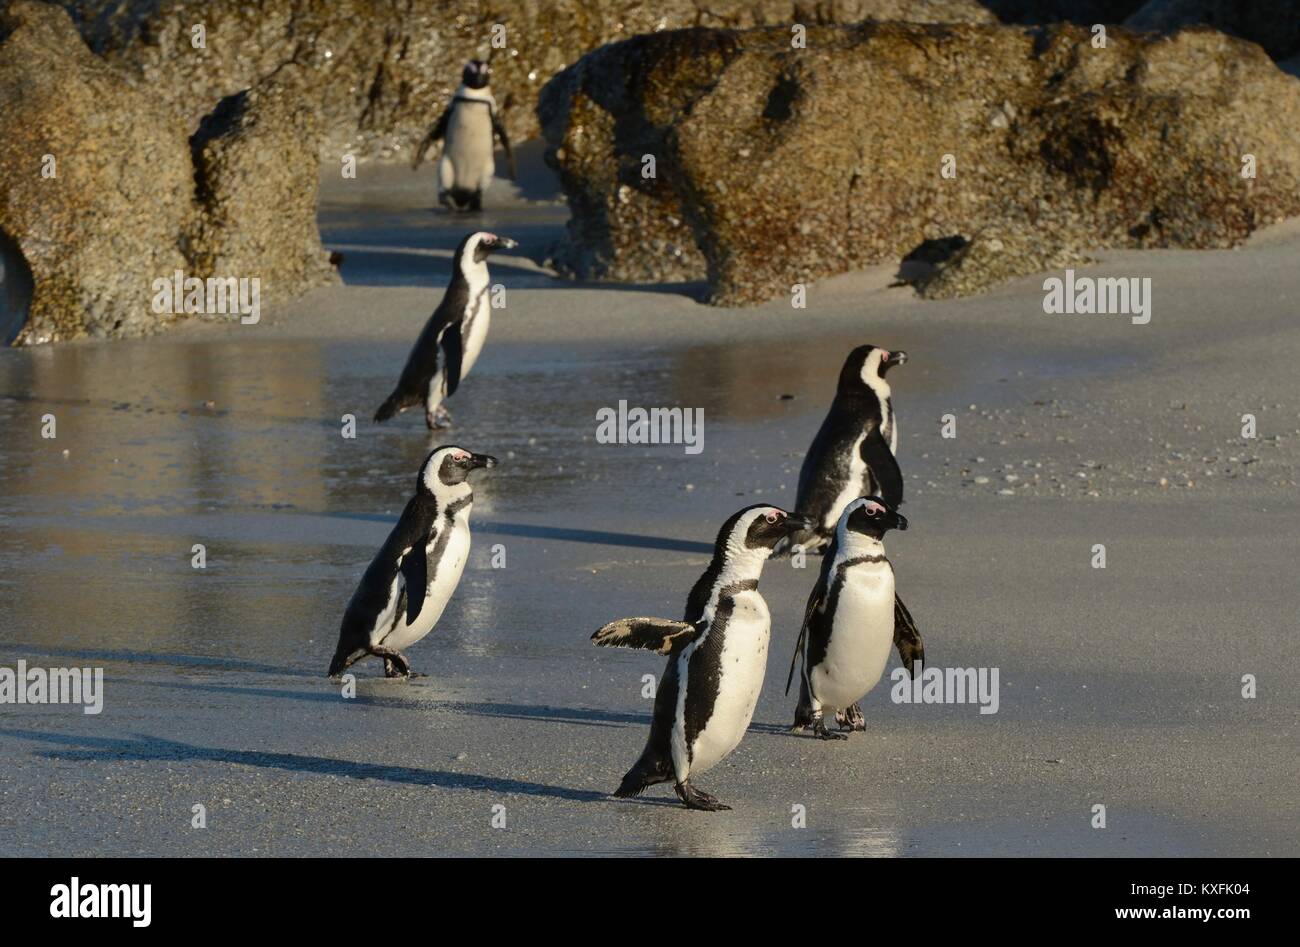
top-left (412, 105), bottom-right (452, 169)
top-left (893, 593), bottom-right (925, 677)
top-left (786, 540), bottom-right (836, 695)
top-left (441, 321), bottom-right (464, 397)
top-left (399, 545), bottom-right (428, 625)
top-left (592, 617), bottom-right (701, 655)
top-left (860, 426), bottom-right (904, 508)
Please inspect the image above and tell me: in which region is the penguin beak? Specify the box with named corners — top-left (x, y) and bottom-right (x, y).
top-left (488, 237), bottom-right (517, 253)
top-left (884, 350), bottom-right (908, 368)
top-left (470, 453), bottom-right (498, 470)
top-left (785, 514), bottom-right (816, 533)
top-left (893, 512), bottom-right (909, 531)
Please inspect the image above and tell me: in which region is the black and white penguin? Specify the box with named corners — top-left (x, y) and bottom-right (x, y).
top-left (374, 231), bottom-right (517, 429)
top-left (412, 59), bottom-right (517, 212)
top-left (786, 496), bottom-right (925, 738)
top-left (786, 344), bottom-right (908, 554)
top-left (592, 505), bottom-right (814, 811)
top-left (327, 446), bottom-right (497, 679)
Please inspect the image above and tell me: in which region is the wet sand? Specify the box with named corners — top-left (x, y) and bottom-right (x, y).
top-left (0, 154), bottom-right (1297, 856)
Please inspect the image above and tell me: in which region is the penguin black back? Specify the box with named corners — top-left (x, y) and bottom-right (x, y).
top-left (789, 344), bottom-right (908, 550)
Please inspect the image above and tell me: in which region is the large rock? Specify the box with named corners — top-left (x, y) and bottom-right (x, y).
top-left (50, 0), bottom-right (994, 160)
top-left (187, 66), bottom-right (338, 304)
top-left (0, 0), bottom-right (193, 343)
top-left (539, 22), bottom-right (1300, 304)
top-left (0, 2), bottom-right (338, 343)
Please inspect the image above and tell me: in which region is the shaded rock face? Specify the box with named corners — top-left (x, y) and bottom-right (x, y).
top-left (0, 2), bottom-right (336, 343)
top-left (52, 0), bottom-right (993, 162)
top-left (979, 2), bottom-right (1146, 24)
top-left (0, 1), bottom-right (193, 342)
top-left (187, 67), bottom-right (338, 306)
top-left (1126, 0), bottom-right (1300, 62)
top-left (540, 22), bottom-right (1300, 305)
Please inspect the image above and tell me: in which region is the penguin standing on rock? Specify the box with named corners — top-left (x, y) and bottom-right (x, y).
top-left (328, 446), bottom-right (497, 679)
top-left (374, 231), bottom-right (517, 429)
top-left (787, 344), bottom-right (908, 554)
top-left (786, 496), bottom-right (925, 738)
top-left (412, 59), bottom-right (517, 212)
top-left (592, 505), bottom-right (814, 811)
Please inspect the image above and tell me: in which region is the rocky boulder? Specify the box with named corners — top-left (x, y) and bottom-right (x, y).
top-left (539, 22), bottom-right (1300, 304)
top-left (0, 2), bottom-right (338, 343)
top-left (0, 0), bottom-right (193, 342)
top-left (51, 0), bottom-right (994, 161)
top-left (187, 66), bottom-right (338, 305)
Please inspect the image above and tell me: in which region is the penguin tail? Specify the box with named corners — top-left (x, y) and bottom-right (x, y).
top-left (327, 645), bottom-right (365, 678)
top-left (373, 394), bottom-right (402, 423)
top-left (612, 751), bottom-right (671, 799)
top-left (791, 674), bottom-right (817, 731)
top-left (791, 699), bottom-right (817, 731)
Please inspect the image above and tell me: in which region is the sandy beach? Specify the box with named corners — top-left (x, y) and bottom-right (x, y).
top-left (0, 154), bottom-right (1296, 856)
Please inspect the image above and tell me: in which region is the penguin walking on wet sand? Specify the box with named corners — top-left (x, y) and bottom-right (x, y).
top-left (786, 344), bottom-right (908, 553)
top-left (374, 231), bottom-right (517, 429)
top-left (412, 59), bottom-right (517, 212)
top-left (592, 505), bottom-right (814, 811)
top-left (786, 496), bottom-right (925, 738)
top-left (328, 446), bottom-right (497, 679)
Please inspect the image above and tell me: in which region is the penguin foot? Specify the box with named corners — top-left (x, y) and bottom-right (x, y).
top-left (371, 647), bottom-right (411, 679)
top-left (812, 713), bottom-right (848, 741)
top-left (425, 406), bottom-right (452, 430)
top-left (674, 781), bottom-right (731, 812)
top-left (835, 703), bottom-right (866, 732)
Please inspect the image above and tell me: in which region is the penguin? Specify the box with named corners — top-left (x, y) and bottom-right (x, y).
top-left (412, 59), bottom-right (517, 212)
top-left (327, 446), bottom-right (497, 679)
top-left (374, 231), bottom-right (517, 429)
top-left (786, 496), bottom-right (925, 738)
top-left (591, 505), bottom-right (814, 811)
top-left (786, 344), bottom-right (908, 554)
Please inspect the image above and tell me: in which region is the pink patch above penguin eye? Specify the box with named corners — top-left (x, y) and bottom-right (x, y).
top-left (881, 350), bottom-right (890, 361)
top-left (764, 511), bottom-right (781, 524)
top-left (865, 501), bottom-right (885, 516)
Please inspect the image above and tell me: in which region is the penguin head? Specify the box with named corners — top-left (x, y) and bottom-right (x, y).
top-left (840, 344), bottom-right (908, 394)
top-left (719, 504), bottom-right (817, 555)
top-left (419, 446), bottom-right (498, 494)
top-left (458, 231), bottom-right (519, 268)
top-left (462, 59), bottom-right (491, 89)
top-left (842, 496), bottom-right (908, 539)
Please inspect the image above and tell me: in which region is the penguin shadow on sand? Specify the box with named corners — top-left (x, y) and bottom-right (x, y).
top-left (5, 645), bottom-right (316, 680)
top-left (129, 678), bottom-right (650, 731)
top-left (0, 728), bottom-right (606, 804)
top-left (326, 512), bottom-right (715, 556)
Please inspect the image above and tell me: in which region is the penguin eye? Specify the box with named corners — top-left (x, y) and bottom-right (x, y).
top-left (764, 511), bottom-right (780, 524)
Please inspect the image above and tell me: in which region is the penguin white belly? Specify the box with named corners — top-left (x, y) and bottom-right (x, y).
top-left (811, 568), bottom-right (895, 711)
top-left (426, 289), bottom-right (489, 410)
top-left (377, 520), bottom-right (471, 651)
top-left (686, 591), bottom-right (771, 775)
top-left (825, 432), bottom-right (867, 531)
top-left (459, 293), bottom-right (491, 377)
top-left (445, 108), bottom-right (495, 192)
